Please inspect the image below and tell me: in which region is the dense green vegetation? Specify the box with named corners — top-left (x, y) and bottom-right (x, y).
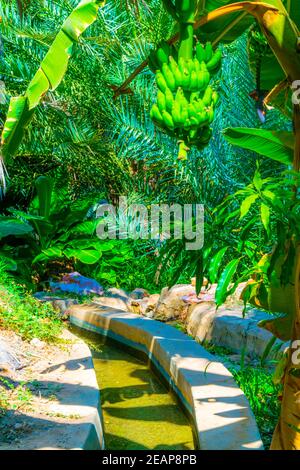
top-left (0, 262), bottom-right (62, 341)
top-left (204, 341), bottom-right (281, 449)
top-left (0, 0), bottom-right (300, 450)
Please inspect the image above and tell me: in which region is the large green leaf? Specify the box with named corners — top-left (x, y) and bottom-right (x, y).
top-left (196, 0), bottom-right (254, 43)
top-left (32, 247), bottom-right (64, 264)
top-left (35, 176), bottom-right (54, 218)
top-left (1, 0), bottom-right (104, 163)
top-left (1, 97), bottom-right (34, 163)
top-left (0, 254), bottom-right (17, 271)
top-left (240, 193), bottom-right (258, 219)
top-left (223, 128), bottom-right (294, 165)
top-left (260, 203), bottom-right (270, 234)
top-left (215, 258), bottom-right (240, 306)
top-left (209, 246), bottom-right (228, 283)
top-left (64, 247), bottom-right (101, 264)
top-left (0, 217), bottom-right (33, 239)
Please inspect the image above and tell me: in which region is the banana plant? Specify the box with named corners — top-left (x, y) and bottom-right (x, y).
top-left (0, 0), bottom-right (105, 185)
top-left (1, 0), bottom-right (300, 448)
top-left (0, 176), bottom-right (105, 276)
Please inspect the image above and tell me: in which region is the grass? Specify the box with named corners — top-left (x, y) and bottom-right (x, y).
top-left (0, 265), bottom-right (62, 342)
top-left (203, 341), bottom-right (281, 449)
top-left (0, 377), bottom-right (33, 416)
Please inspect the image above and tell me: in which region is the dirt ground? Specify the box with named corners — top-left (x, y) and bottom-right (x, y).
top-left (0, 328), bottom-right (91, 449)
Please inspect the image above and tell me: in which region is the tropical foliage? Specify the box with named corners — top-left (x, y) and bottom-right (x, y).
top-left (0, 0), bottom-right (300, 450)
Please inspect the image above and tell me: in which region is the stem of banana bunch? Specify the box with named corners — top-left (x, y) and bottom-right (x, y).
top-left (177, 10), bottom-right (195, 160)
top-left (178, 22), bottom-right (194, 60)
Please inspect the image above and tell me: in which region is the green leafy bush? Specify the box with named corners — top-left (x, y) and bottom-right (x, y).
top-left (0, 264), bottom-right (62, 342)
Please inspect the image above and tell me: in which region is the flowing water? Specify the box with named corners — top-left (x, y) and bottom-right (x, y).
top-left (75, 329), bottom-right (195, 450)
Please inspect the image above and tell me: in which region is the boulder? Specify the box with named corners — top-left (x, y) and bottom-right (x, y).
top-left (0, 339), bottom-right (21, 372)
top-left (93, 288), bottom-right (131, 312)
top-left (154, 284), bottom-right (197, 321)
top-left (187, 302), bottom-right (286, 359)
top-left (129, 288), bottom-right (150, 299)
top-left (50, 272), bottom-right (104, 296)
top-left (130, 294), bottom-right (160, 317)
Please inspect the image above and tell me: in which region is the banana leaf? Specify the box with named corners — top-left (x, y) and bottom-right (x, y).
top-left (0, 217), bottom-right (33, 239)
top-left (196, 0), bottom-right (299, 44)
top-left (223, 127), bottom-right (294, 165)
top-left (196, 0), bottom-right (254, 43)
top-left (0, 0), bottom-right (104, 164)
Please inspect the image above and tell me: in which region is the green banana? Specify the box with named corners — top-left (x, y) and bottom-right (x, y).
top-left (156, 71), bottom-right (168, 92)
top-left (162, 63), bottom-right (176, 91)
top-left (207, 106), bottom-right (214, 123)
top-left (178, 57), bottom-right (187, 74)
top-left (182, 70), bottom-right (190, 89)
top-left (196, 43), bottom-right (206, 63)
top-left (212, 91), bottom-right (219, 106)
top-left (156, 41), bottom-right (171, 66)
top-left (165, 87), bottom-right (174, 112)
top-left (190, 116), bottom-right (200, 127)
top-left (204, 42), bottom-right (213, 62)
top-left (181, 105), bottom-right (189, 123)
top-left (192, 98), bottom-right (205, 113)
top-left (169, 56), bottom-right (178, 76)
top-left (162, 110), bottom-right (175, 129)
top-left (171, 101), bottom-right (183, 126)
top-left (202, 86), bottom-right (213, 106)
top-left (193, 57), bottom-right (201, 73)
top-left (189, 70), bottom-right (198, 92)
top-left (157, 90), bottom-right (166, 112)
top-left (150, 104), bottom-right (163, 124)
top-left (187, 103), bottom-right (199, 120)
top-left (174, 67), bottom-right (183, 87)
top-left (169, 57), bottom-right (183, 87)
top-left (206, 49), bottom-right (222, 72)
top-left (186, 59), bottom-right (194, 73)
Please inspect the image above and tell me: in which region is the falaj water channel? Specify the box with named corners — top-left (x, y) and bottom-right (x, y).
top-left (76, 329), bottom-right (195, 450)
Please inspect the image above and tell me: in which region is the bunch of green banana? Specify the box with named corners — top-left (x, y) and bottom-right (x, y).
top-left (149, 40), bottom-right (221, 159)
top-left (150, 84), bottom-right (219, 139)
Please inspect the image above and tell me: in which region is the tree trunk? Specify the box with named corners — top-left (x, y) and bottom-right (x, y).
top-left (270, 105), bottom-right (300, 450)
top-left (270, 247), bottom-right (300, 449)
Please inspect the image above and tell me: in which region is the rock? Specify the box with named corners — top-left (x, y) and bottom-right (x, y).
top-left (34, 293), bottom-right (78, 318)
top-left (187, 301), bottom-right (217, 342)
top-left (129, 288), bottom-right (150, 300)
top-left (143, 310), bottom-right (155, 319)
top-left (147, 293), bottom-right (160, 310)
top-left (128, 293), bottom-right (160, 317)
top-left (187, 302), bottom-right (287, 359)
top-left (93, 296), bottom-right (128, 311)
top-left (105, 288), bottom-right (129, 301)
top-left (154, 284), bottom-right (197, 321)
top-left (50, 272), bottom-right (104, 296)
top-left (93, 288), bottom-right (131, 312)
top-left (30, 338), bottom-right (46, 350)
top-left (0, 340), bottom-right (21, 372)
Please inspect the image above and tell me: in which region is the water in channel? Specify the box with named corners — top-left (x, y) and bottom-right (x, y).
top-left (76, 329), bottom-right (195, 450)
